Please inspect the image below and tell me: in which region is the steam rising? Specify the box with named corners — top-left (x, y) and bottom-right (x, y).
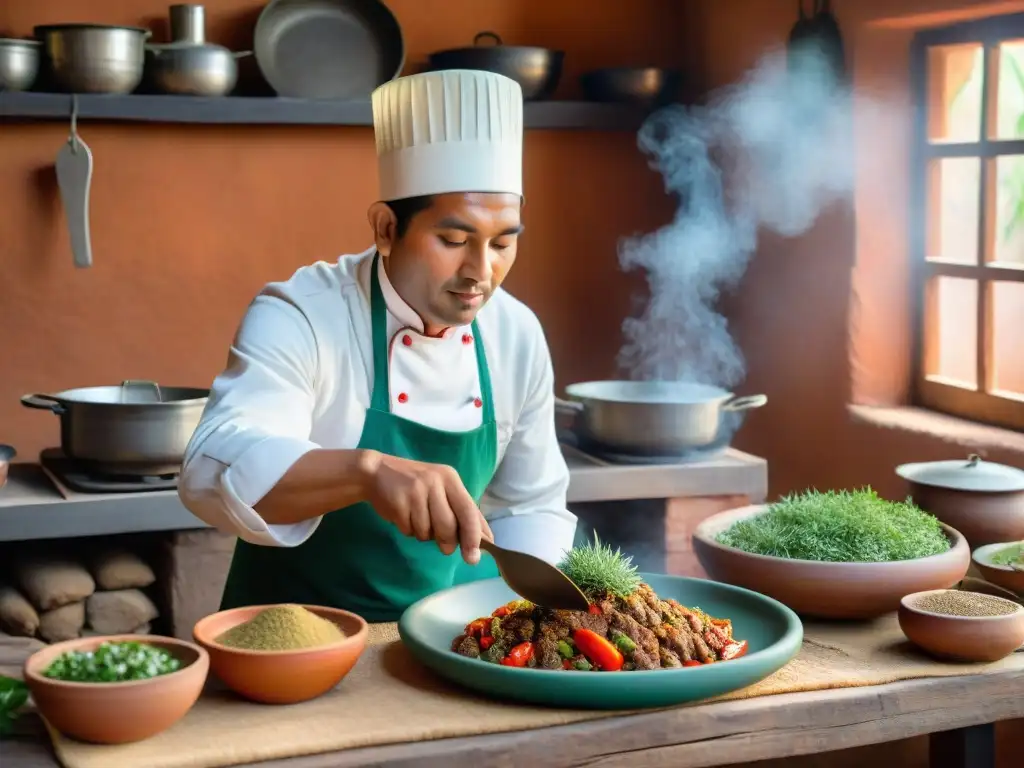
top-left (617, 47), bottom-right (856, 388)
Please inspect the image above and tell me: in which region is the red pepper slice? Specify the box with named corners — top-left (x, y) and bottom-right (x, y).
top-left (562, 659), bottom-right (573, 670)
top-left (500, 641), bottom-right (535, 668)
top-left (492, 606), bottom-right (510, 618)
top-left (720, 640), bottom-right (749, 661)
top-left (572, 629), bottom-right (624, 672)
top-left (479, 635), bottom-right (494, 651)
top-left (587, 603), bottom-right (602, 615)
top-left (465, 619), bottom-right (490, 638)
top-left (682, 660), bottom-right (704, 667)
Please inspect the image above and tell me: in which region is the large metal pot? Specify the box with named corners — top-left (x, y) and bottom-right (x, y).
top-left (896, 455), bottom-right (1024, 548)
top-left (555, 380), bottom-right (767, 456)
top-left (34, 24), bottom-right (151, 94)
top-left (21, 380), bottom-right (208, 476)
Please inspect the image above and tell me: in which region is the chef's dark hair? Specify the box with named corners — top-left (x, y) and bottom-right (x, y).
top-left (386, 196), bottom-right (435, 240)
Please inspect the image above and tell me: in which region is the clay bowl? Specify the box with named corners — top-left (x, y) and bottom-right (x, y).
top-left (899, 588), bottom-right (1024, 662)
top-left (692, 504), bottom-right (971, 619)
top-left (23, 634), bottom-right (208, 744)
top-left (193, 604), bottom-right (368, 704)
top-left (972, 542), bottom-right (1024, 594)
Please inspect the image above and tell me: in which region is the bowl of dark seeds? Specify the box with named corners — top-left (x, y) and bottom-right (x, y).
top-left (899, 588), bottom-right (1024, 663)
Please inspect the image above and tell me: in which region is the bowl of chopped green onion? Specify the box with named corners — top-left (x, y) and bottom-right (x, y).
top-left (692, 489), bottom-right (971, 619)
top-left (23, 635), bottom-right (208, 744)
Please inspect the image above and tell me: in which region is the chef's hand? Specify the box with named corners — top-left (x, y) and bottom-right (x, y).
top-left (360, 450), bottom-right (494, 564)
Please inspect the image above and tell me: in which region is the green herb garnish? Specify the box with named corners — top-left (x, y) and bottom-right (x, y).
top-left (43, 641), bottom-right (181, 683)
top-left (715, 488), bottom-right (950, 563)
top-left (558, 533), bottom-right (642, 598)
top-left (0, 675), bottom-right (29, 738)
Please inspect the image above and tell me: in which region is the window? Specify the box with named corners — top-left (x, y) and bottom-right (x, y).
top-left (911, 15), bottom-right (1024, 431)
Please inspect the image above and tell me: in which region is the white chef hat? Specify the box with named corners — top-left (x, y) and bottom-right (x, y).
top-left (371, 69), bottom-right (524, 201)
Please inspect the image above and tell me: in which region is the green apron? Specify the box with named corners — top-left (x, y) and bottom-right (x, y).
top-left (220, 253), bottom-right (500, 621)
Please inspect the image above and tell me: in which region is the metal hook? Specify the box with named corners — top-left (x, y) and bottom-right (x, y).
top-left (68, 94), bottom-right (80, 155)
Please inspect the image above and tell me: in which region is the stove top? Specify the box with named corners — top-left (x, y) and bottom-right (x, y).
top-left (560, 437), bottom-right (729, 466)
top-left (39, 449), bottom-right (179, 494)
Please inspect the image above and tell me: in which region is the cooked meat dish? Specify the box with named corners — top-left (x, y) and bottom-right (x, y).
top-left (451, 582), bottom-right (748, 671)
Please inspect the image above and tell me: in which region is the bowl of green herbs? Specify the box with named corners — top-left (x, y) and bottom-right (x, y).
top-left (972, 541), bottom-right (1024, 594)
top-left (23, 634), bottom-right (208, 744)
top-left (692, 489), bottom-right (971, 619)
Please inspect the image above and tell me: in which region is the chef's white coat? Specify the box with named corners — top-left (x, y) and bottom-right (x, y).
top-left (178, 247), bottom-right (578, 564)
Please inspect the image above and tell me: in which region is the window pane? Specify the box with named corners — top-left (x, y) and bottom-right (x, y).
top-left (991, 281), bottom-right (1024, 396)
top-left (925, 276), bottom-right (978, 388)
top-left (928, 44), bottom-right (983, 143)
top-left (993, 155), bottom-right (1024, 264)
top-left (994, 41), bottom-right (1024, 139)
top-left (927, 158), bottom-right (980, 264)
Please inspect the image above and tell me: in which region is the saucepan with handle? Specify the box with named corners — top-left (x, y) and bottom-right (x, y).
top-left (20, 380), bottom-right (209, 476)
top-left (555, 380), bottom-right (767, 456)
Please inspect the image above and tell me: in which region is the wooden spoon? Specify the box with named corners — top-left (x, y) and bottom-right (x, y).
top-left (479, 539), bottom-right (590, 611)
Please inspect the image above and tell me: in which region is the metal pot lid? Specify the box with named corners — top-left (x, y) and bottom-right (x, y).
top-left (564, 380), bottom-right (731, 404)
top-left (896, 454), bottom-right (1024, 493)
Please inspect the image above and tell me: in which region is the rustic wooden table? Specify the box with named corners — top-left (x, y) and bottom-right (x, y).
top-left (5, 667), bottom-right (1020, 768)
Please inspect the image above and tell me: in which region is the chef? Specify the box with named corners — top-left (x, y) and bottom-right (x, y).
top-left (178, 69), bottom-right (577, 622)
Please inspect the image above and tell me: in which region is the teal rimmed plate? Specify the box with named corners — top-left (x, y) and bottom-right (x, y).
top-left (398, 573), bottom-right (803, 709)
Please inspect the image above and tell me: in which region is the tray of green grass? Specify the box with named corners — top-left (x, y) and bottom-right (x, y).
top-left (692, 490), bottom-right (971, 619)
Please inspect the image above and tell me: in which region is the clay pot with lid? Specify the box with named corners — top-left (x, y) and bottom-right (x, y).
top-left (896, 455), bottom-right (1024, 548)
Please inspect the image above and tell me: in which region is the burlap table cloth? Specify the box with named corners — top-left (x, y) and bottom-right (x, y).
top-left (46, 618), bottom-right (1024, 768)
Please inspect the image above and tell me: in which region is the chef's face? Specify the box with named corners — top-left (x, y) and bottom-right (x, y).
top-left (370, 192), bottom-right (522, 335)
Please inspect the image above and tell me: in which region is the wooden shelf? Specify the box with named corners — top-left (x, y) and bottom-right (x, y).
top-left (0, 92), bottom-right (649, 130)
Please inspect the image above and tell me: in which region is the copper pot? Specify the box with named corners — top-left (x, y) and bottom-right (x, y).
top-left (896, 455), bottom-right (1024, 548)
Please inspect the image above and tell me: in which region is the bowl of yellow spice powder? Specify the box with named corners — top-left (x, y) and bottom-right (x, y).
top-left (193, 604), bottom-right (368, 704)
top-left (899, 588), bottom-right (1024, 663)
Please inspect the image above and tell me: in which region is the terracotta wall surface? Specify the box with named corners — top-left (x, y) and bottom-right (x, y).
top-left (686, 0), bottom-right (1024, 501)
top-left (3, 0), bottom-right (1021, 503)
top-left (0, 0), bottom-right (684, 459)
